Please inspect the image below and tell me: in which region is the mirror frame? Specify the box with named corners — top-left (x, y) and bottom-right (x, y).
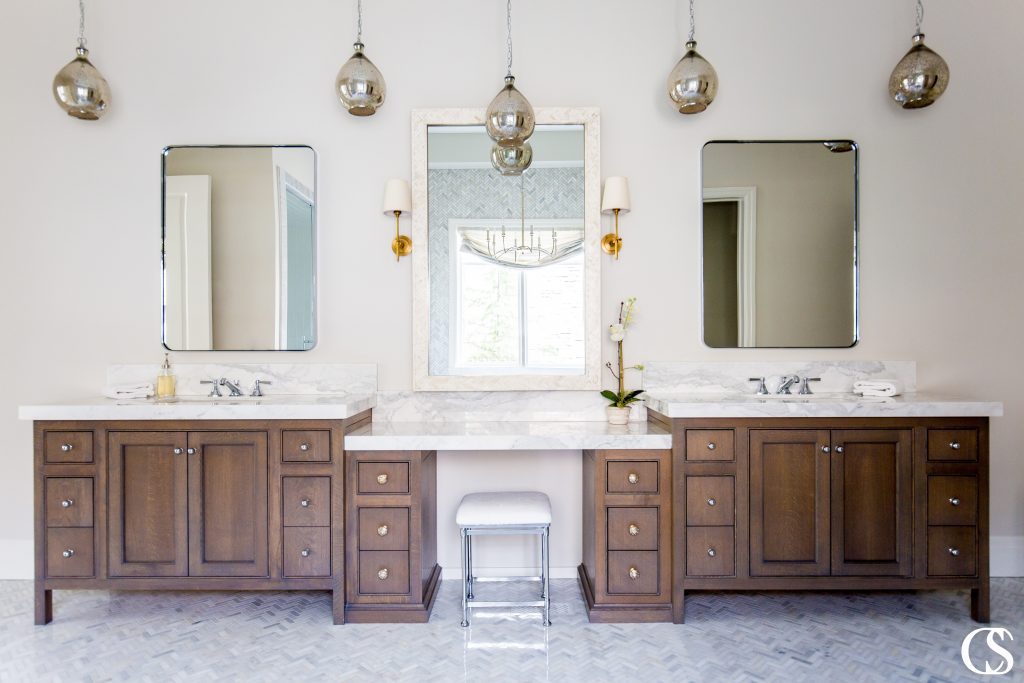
top-left (411, 108), bottom-right (602, 391)
top-left (700, 139), bottom-right (860, 349)
top-left (160, 144), bottom-right (319, 352)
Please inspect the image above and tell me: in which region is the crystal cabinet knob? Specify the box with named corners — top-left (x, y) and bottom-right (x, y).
top-left (835, 446), bottom-right (845, 454)
top-left (187, 448), bottom-right (196, 455)
top-left (707, 548), bottom-right (717, 558)
top-left (628, 567), bottom-right (639, 580)
top-left (173, 447), bottom-right (183, 455)
top-left (948, 547), bottom-right (961, 557)
top-left (707, 442), bottom-right (716, 450)
top-left (377, 568), bottom-right (389, 580)
top-left (60, 443), bottom-right (73, 452)
top-left (376, 473), bottom-right (389, 485)
top-left (707, 498), bottom-right (716, 507)
top-left (300, 548), bottom-right (311, 558)
top-left (821, 446), bottom-right (831, 454)
top-left (300, 498), bottom-right (311, 508)
top-left (62, 549), bottom-right (75, 558)
top-left (949, 497), bottom-right (961, 507)
top-left (377, 524), bottom-right (389, 537)
top-left (299, 443), bottom-right (310, 452)
top-left (627, 472), bottom-right (639, 485)
top-left (628, 523), bottom-right (640, 536)
top-left (949, 441), bottom-right (961, 450)
top-left (61, 499), bottom-right (74, 508)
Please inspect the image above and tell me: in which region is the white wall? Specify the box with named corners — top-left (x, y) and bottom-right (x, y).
top-left (1, 1), bottom-right (1022, 578)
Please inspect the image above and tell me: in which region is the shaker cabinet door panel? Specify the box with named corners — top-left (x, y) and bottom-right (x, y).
top-left (108, 431), bottom-right (189, 577)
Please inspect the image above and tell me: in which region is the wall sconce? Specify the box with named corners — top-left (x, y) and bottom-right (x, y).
top-left (382, 179), bottom-right (412, 261)
top-left (601, 177), bottom-right (631, 260)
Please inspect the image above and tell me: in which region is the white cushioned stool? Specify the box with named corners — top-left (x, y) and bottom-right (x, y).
top-left (456, 491), bottom-right (552, 627)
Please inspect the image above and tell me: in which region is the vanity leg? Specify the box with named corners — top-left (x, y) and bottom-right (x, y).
top-left (34, 585), bottom-right (52, 625)
top-left (332, 589), bottom-right (345, 625)
top-left (971, 581), bottom-right (990, 623)
top-left (672, 589), bottom-right (685, 625)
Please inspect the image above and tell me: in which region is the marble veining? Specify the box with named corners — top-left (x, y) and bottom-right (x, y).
top-left (643, 360), bottom-right (917, 395)
top-left (107, 363), bottom-right (377, 397)
top-left (373, 390), bottom-right (610, 422)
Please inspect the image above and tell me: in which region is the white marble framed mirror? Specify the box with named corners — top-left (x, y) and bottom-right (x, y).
top-left (411, 108), bottom-right (601, 391)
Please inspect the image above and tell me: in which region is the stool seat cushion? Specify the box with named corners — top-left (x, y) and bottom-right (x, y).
top-left (456, 491), bottom-right (552, 527)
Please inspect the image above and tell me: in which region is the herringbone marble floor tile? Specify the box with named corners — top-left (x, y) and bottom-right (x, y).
top-left (1, 579), bottom-right (1021, 682)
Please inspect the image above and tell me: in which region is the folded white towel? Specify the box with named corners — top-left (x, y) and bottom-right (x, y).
top-left (852, 379), bottom-right (904, 398)
top-left (103, 383), bottom-right (155, 400)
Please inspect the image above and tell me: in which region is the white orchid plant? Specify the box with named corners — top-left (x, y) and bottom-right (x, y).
top-left (602, 297), bottom-right (645, 408)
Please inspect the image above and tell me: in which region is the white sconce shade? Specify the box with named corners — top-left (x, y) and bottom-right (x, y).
top-left (382, 179), bottom-right (412, 215)
top-left (601, 177), bottom-right (632, 214)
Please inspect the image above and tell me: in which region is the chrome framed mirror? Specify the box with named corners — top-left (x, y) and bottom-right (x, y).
top-left (161, 145), bottom-right (317, 351)
top-left (702, 140), bottom-right (859, 348)
top-left (411, 108), bottom-right (601, 391)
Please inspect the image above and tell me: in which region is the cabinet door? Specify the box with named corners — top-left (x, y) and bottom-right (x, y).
top-left (187, 432), bottom-right (269, 577)
top-left (109, 431), bottom-right (189, 577)
top-left (750, 430), bottom-right (831, 576)
top-left (830, 429), bottom-right (913, 576)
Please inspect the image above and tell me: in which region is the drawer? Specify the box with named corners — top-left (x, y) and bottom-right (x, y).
top-left (282, 429), bottom-right (331, 463)
top-left (928, 526), bottom-right (977, 576)
top-left (928, 476), bottom-right (978, 526)
top-left (357, 461), bottom-right (410, 495)
top-left (358, 551), bottom-right (410, 595)
top-left (46, 528), bottom-right (94, 578)
top-left (686, 429), bottom-right (735, 461)
top-left (686, 527), bottom-right (735, 577)
top-left (607, 507), bottom-right (659, 551)
top-left (607, 551), bottom-right (660, 594)
top-left (44, 431), bottom-right (93, 464)
top-left (282, 477), bottom-right (331, 527)
top-left (282, 527), bottom-right (331, 577)
top-left (358, 507), bottom-right (410, 551)
top-left (45, 478), bottom-right (94, 527)
top-left (686, 476), bottom-right (734, 526)
top-left (606, 460), bottom-right (659, 494)
top-left (927, 429), bottom-right (978, 462)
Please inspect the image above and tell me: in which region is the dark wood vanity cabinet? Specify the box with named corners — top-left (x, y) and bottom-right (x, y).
top-left (654, 414), bottom-right (990, 624)
top-left (33, 415), bottom-right (368, 626)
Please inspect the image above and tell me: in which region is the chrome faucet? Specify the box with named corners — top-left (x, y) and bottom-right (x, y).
top-left (250, 379), bottom-right (272, 397)
top-left (799, 377), bottom-right (821, 395)
top-left (776, 375), bottom-right (801, 395)
top-left (220, 378), bottom-right (245, 397)
top-left (200, 379), bottom-right (222, 397)
top-left (749, 377), bottom-right (769, 396)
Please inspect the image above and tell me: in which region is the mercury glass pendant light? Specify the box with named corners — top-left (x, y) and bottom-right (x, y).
top-left (52, 0), bottom-right (111, 120)
top-left (335, 0), bottom-right (386, 116)
top-left (888, 0), bottom-right (949, 109)
top-left (485, 0), bottom-right (535, 149)
top-left (666, 0), bottom-right (718, 115)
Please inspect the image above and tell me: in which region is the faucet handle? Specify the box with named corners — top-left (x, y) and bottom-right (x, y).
top-left (200, 379), bottom-right (222, 397)
top-left (749, 377), bottom-right (769, 395)
top-left (799, 377), bottom-right (821, 395)
top-left (251, 379), bottom-right (272, 397)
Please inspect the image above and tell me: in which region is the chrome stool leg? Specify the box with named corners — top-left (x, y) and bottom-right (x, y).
top-left (467, 534), bottom-right (475, 600)
top-left (542, 525), bottom-right (551, 626)
top-left (460, 527), bottom-right (469, 627)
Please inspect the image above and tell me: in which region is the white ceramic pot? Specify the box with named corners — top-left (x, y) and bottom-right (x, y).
top-left (606, 406), bottom-right (630, 425)
top-left (628, 399), bottom-right (647, 422)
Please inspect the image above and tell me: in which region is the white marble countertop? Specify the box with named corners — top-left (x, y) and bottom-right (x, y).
top-left (645, 392), bottom-right (1003, 419)
top-left (344, 420), bottom-right (672, 451)
top-left (17, 394), bottom-right (377, 421)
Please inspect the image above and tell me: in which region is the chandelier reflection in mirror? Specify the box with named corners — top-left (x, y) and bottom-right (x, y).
top-left (52, 0), bottom-right (111, 120)
top-left (336, 0), bottom-right (387, 116)
top-left (888, 0), bottom-right (949, 109)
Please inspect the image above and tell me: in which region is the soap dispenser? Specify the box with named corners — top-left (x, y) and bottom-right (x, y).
top-left (156, 353), bottom-right (177, 398)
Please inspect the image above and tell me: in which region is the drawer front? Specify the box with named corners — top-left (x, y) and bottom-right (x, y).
top-left (686, 476), bottom-right (734, 526)
top-left (606, 461), bottom-right (659, 494)
top-left (606, 507), bottom-right (659, 551)
top-left (358, 507), bottom-right (410, 551)
top-left (282, 527), bottom-right (331, 577)
top-left (44, 431), bottom-right (94, 464)
top-left (357, 461), bottom-right (410, 495)
top-left (928, 476), bottom-right (978, 526)
top-left (282, 477), bottom-right (331, 527)
top-left (686, 429), bottom-right (735, 461)
top-left (606, 551), bottom-right (660, 594)
top-left (686, 527), bottom-right (735, 577)
top-left (282, 429), bottom-right (331, 463)
top-left (928, 526), bottom-right (977, 576)
top-left (927, 429), bottom-right (978, 462)
top-left (45, 478), bottom-right (94, 527)
top-left (358, 551), bottom-right (411, 595)
top-left (46, 528), bottom-right (94, 578)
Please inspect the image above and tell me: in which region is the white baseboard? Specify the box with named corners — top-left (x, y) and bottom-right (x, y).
top-left (992, 535), bottom-right (1024, 577)
top-left (441, 566), bottom-right (578, 580)
top-left (0, 539), bottom-right (33, 580)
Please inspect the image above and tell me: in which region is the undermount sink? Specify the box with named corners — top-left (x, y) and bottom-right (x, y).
top-left (753, 393), bottom-right (855, 401)
top-left (159, 395), bottom-right (265, 403)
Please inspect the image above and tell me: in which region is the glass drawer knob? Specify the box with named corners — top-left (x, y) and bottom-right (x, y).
top-left (61, 499), bottom-right (74, 508)
top-left (949, 441), bottom-right (961, 450)
top-left (377, 525), bottom-right (389, 537)
top-left (187, 448), bottom-right (196, 455)
top-left (628, 566), bottom-right (639, 580)
top-left (949, 497), bottom-right (961, 506)
top-left (821, 446), bottom-right (831, 453)
top-left (60, 443), bottom-right (73, 452)
top-left (377, 568), bottom-right (389, 580)
top-left (948, 547), bottom-right (960, 557)
top-left (300, 548), bottom-right (311, 558)
top-left (707, 442), bottom-right (716, 450)
top-left (376, 473), bottom-right (389, 485)
top-left (628, 523), bottom-right (640, 536)
top-left (835, 446), bottom-right (845, 454)
top-left (627, 472), bottom-right (639, 485)
top-left (300, 498), bottom-right (311, 508)
top-left (62, 549), bottom-right (75, 558)
top-left (173, 447), bottom-right (183, 455)
top-left (707, 548), bottom-right (717, 557)
top-left (299, 443), bottom-right (310, 451)
top-left (707, 498), bottom-right (716, 506)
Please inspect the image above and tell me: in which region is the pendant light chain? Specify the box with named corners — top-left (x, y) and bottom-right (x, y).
top-left (915, 0), bottom-right (924, 34)
top-left (356, 0), bottom-right (363, 42)
top-left (78, 0), bottom-right (87, 48)
top-left (506, 0), bottom-right (513, 77)
top-left (688, 0), bottom-right (696, 42)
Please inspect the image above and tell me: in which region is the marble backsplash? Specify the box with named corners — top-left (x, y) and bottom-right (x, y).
top-left (107, 363), bottom-right (377, 397)
top-left (642, 361), bottom-right (917, 395)
top-left (373, 391), bottom-right (609, 422)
